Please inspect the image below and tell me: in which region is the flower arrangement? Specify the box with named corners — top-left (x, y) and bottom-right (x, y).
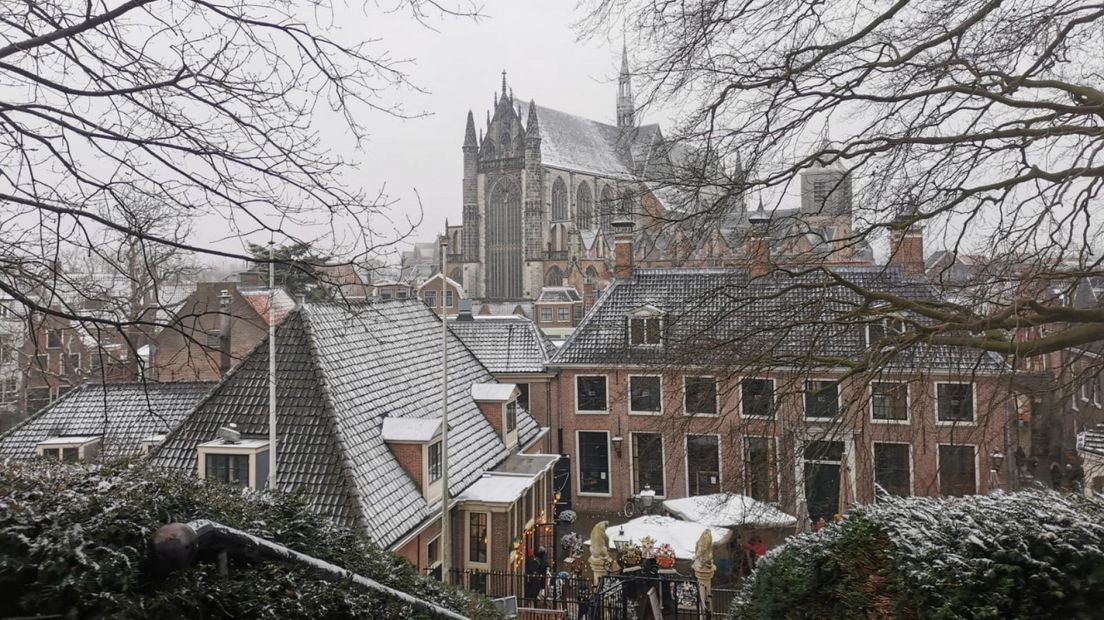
top-left (656, 543), bottom-right (677, 569)
top-left (640, 536), bottom-right (657, 559)
top-left (619, 542), bottom-right (643, 567)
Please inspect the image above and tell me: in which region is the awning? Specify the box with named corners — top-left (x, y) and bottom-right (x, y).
top-left (663, 493), bottom-right (797, 529)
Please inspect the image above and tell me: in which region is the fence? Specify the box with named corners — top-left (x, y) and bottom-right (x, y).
top-left (442, 568), bottom-right (740, 619)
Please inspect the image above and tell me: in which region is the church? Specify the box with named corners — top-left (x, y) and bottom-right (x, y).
top-left (443, 51), bottom-right (867, 303)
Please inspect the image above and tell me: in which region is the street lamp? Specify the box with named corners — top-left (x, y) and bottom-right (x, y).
top-left (640, 484), bottom-right (656, 509)
top-left (990, 451), bottom-right (1005, 492)
top-left (611, 435), bottom-right (623, 458)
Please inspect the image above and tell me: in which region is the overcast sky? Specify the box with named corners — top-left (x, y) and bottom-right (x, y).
top-left (319, 1), bottom-right (634, 256)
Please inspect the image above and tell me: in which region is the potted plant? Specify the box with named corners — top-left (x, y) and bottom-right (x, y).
top-left (656, 543), bottom-right (677, 569)
top-left (619, 541), bottom-right (643, 572)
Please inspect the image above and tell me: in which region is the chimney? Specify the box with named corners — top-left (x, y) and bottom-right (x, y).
top-left (218, 289), bottom-right (232, 377)
top-left (889, 226), bottom-right (925, 275)
top-left (612, 218), bottom-right (635, 279)
top-left (457, 299), bottom-right (474, 321)
top-left (747, 200), bottom-right (771, 278)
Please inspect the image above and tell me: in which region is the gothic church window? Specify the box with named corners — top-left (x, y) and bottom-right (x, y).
top-left (545, 266), bottom-right (564, 286)
top-left (551, 179), bottom-right (568, 221)
top-left (599, 186), bottom-right (615, 229)
top-left (619, 191), bottom-right (634, 216)
top-left (576, 183), bottom-right (593, 229)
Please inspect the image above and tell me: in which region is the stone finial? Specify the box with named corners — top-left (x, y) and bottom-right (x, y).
top-left (692, 529), bottom-right (714, 572)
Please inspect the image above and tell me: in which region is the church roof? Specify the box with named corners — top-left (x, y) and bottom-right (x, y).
top-left (531, 103), bottom-right (663, 178)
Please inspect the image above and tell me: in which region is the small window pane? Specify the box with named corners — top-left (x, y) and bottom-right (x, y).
top-left (427, 442), bottom-right (442, 483)
top-left (468, 512), bottom-right (488, 564)
top-left (205, 331), bottom-right (221, 348)
top-left (578, 432), bottom-right (610, 494)
top-left (61, 447), bottom-right (79, 463)
top-left (937, 384), bottom-right (974, 422)
top-left (46, 330), bottom-right (61, 349)
top-left (629, 318), bottom-right (645, 344)
top-left (558, 307), bottom-right (569, 322)
top-left (505, 401), bottom-right (517, 433)
top-left (41, 447), bottom-right (60, 460)
top-left (541, 308), bottom-right (553, 322)
top-left (685, 377), bottom-right (717, 415)
top-left (742, 379), bottom-right (775, 418)
top-left (577, 376), bottom-right (607, 411)
top-left (874, 443), bottom-right (910, 497)
top-left (206, 453), bottom-right (250, 487)
top-left (804, 380), bottom-right (839, 418)
top-left (630, 376), bottom-right (661, 413)
top-left (871, 383), bottom-right (908, 421)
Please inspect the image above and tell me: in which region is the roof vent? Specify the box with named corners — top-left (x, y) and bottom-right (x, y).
top-left (458, 298), bottom-right (474, 321)
top-left (216, 424), bottom-right (241, 444)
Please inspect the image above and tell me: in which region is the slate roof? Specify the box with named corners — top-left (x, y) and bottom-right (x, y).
top-left (1080, 426), bottom-right (1104, 458)
top-left (151, 298), bottom-right (540, 548)
top-left (448, 315), bottom-right (556, 374)
top-left (551, 267), bottom-right (1008, 373)
top-left (533, 103), bottom-right (669, 179)
top-left (0, 382), bottom-right (214, 460)
top-left (536, 287), bottom-right (582, 303)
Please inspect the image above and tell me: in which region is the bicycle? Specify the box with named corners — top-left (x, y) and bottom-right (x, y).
top-left (621, 484), bottom-right (658, 518)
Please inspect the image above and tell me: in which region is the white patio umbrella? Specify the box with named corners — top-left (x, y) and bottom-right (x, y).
top-left (662, 493), bottom-right (798, 529)
top-left (586, 515), bottom-right (732, 560)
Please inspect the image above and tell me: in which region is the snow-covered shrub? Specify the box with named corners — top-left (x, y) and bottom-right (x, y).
top-left (730, 491), bottom-right (1104, 620)
top-left (0, 461), bottom-right (501, 619)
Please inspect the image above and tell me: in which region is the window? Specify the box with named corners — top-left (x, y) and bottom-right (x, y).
top-left (505, 400), bottom-right (517, 433)
top-left (468, 512), bottom-right (488, 564)
top-left (558, 307), bottom-right (570, 322)
top-left (0, 336), bottom-right (11, 363)
top-left (205, 330), bottom-right (221, 348)
top-left (26, 387), bottom-right (50, 412)
top-left (516, 383), bottom-right (530, 410)
top-left (65, 353), bottom-right (81, 375)
top-left (873, 443), bottom-right (911, 497)
top-left (938, 445), bottom-right (977, 496)
top-left (631, 433), bottom-right (665, 495)
top-left (629, 316), bottom-right (662, 345)
top-left (427, 536), bottom-right (441, 578)
top-left (205, 453), bottom-right (250, 487)
top-left (687, 435), bottom-right (720, 495)
top-left (29, 354), bottom-right (49, 378)
top-left (742, 378), bottom-right (775, 418)
top-left (804, 380), bottom-right (839, 418)
top-left (424, 290), bottom-right (437, 307)
top-left (629, 376), bottom-right (662, 413)
top-left (380, 289), bottom-right (392, 300)
top-left (576, 376), bottom-right (607, 412)
top-left (40, 447), bottom-right (59, 460)
top-left (744, 436), bottom-right (778, 502)
top-left (866, 317), bottom-right (907, 346)
top-left (397, 289), bottom-right (408, 299)
top-left (540, 307), bottom-right (553, 322)
top-left (871, 382), bottom-right (908, 421)
top-left (445, 291), bottom-right (455, 307)
top-left (937, 383), bottom-right (974, 423)
top-left (61, 447), bottom-right (79, 463)
top-left (551, 178), bottom-right (568, 221)
top-left (573, 305), bottom-right (584, 322)
top-left (685, 376), bottom-right (718, 416)
top-left (427, 441), bottom-right (442, 483)
top-left (46, 329), bottom-right (61, 349)
top-left (576, 182), bottom-right (594, 230)
top-left (578, 431), bottom-right (610, 494)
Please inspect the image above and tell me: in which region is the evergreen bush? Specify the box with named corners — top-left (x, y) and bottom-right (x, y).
top-left (0, 461), bottom-right (501, 619)
top-left (730, 491), bottom-right (1104, 620)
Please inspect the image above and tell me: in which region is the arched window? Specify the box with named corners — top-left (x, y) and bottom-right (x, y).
top-left (482, 138), bottom-right (496, 160)
top-left (619, 191), bottom-right (634, 216)
top-left (575, 182), bottom-right (593, 230)
top-left (551, 179), bottom-right (568, 221)
top-left (584, 266), bottom-right (600, 282)
top-left (486, 181), bottom-right (522, 298)
top-left (599, 186), bottom-right (615, 230)
top-left (545, 266), bottom-right (564, 286)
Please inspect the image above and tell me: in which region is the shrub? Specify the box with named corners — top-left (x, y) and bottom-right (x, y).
top-left (0, 460), bottom-right (501, 619)
top-left (730, 491), bottom-right (1104, 620)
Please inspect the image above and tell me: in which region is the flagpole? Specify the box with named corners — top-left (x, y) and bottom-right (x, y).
top-left (440, 233), bottom-right (450, 581)
top-left (268, 240), bottom-right (277, 491)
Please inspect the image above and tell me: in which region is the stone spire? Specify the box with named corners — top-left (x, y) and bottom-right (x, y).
top-left (617, 44), bottom-right (635, 128)
top-left (526, 100), bottom-right (540, 138)
top-left (463, 110), bottom-right (477, 149)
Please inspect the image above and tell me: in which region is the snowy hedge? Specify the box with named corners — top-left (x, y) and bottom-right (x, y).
top-left (730, 491), bottom-right (1104, 619)
top-left (0, 461), bottom-right (500, 619)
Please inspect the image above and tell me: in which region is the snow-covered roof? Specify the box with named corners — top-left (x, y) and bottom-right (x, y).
top-left (470, 383), bottom-right (517, 402)
top-left (36, 435), bottom-right (101, 447)
top-left (239, 288), bottom-right (297, 326)
top-left (381, 417), bottom-right (442, 443)
top-left (198, 438), bottom-right (270, 450)
top-left (457, 473), bottom-right (534, 504)
top-left (589, 515), bottom-right (732, 560)
top-left (663, 493), bottom-right (798, 528)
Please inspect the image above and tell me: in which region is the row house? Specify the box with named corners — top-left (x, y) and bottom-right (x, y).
top-left (549, 221), bottom-right (1014, 525)
top-left (150, 298), bottom-right (558, 576)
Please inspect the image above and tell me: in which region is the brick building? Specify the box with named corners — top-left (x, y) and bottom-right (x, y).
top-left (548, 223), bottom-right (1015, 525)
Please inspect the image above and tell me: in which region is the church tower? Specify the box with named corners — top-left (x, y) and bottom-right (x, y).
top-left (461, 110), bottom-right (480, 262)
top-left (616, 45), bottom-right (635, 128)
top-left (523, 100), bottom-right (545, 264)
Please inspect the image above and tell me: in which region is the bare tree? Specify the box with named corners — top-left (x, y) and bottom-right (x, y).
top-left (584, 0), bottom-right (1104, 359)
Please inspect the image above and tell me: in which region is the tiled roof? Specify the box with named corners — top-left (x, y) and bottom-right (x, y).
top-left (533, 103), bottom-right (667, 178)
top-left (151, 299), bottom-right (540, 548)
top-left (537, 287), bottom-right (582, 303)
top-left (1080, 426), bottom-right (1104, 458)
top-left (551, 267), bottom-right (1007, 372)
top-left (0, 382), bottom-right (214, 460)
top-left (448, 315), bottom-right (555, 373)
top-left (239, 288), bottom-right (297, 325)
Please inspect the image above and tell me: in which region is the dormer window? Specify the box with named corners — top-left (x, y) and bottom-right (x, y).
top-left (505, 400), bottom-right (517, 434)
top-left (37, 436), bottom-right (101, 462)
top-left (866, 316), bottom-right (908, 347)
top-left (427, 440), bottom-right (443, 483)
top-left (470, 383), bottom-right (520, 449)
top-left (628, 306), bottom-right (664, 346)
top-left (197, 426), bottom-right (270, 490)
top-left (381, 416), bottom-right (445, 500)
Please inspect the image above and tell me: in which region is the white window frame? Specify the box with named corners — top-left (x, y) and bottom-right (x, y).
top-left (871, 441), bottom-right (913, 497)
top-left (197, 441), bottom-right (269, 490)
top-left (742, 435), bottom-right (781, 503)
top-left (575, 374), bottom-right (609, 415)
top-left (540, 307), bottom-right (553, 322)
top-left (869, 381), bottom-right (910, 424)
top-left (501, 400), bottom-right (518, 448)
top-left (36, 436), bottom-right (101, 462)
top-left (558, 307), bottom-right (570, 322)
top-left (629, 431), bottom-right (666, 497)
top-left (684, 433), bottom-right (722, 496)
top-left (626, 306), bottom-right (664, 346)
top-left (934, 381), bottom-right (977, 426)
top-left (740, 377), bottom-right (776, 420)
top-left (575, 430), bottom-right (612, 497)
top-left (803, 378), bottom-right (842, 420)
top-left (936, 443), bottom-right (979, 497)
top-left (683, 375), bottom-right (719, 417)
top-left (427, 534), bottom-right (442, 572)
top-left (628, 374), bottom-right (663, 416)
top-left (465, 510), bottom-right (492, 569)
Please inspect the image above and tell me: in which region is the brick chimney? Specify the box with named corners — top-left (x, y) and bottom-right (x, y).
top-left (889, 226), bottom-right (925, 275)
top-left (747, 200), bottom-right (771, 278)
top-left (612, 219), bottom-right (635, 279)
top-left (582, 277), bottom-right (595, 311)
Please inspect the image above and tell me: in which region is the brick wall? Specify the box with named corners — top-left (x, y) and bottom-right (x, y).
top-left (388, 442), bottom-right (424, 489)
